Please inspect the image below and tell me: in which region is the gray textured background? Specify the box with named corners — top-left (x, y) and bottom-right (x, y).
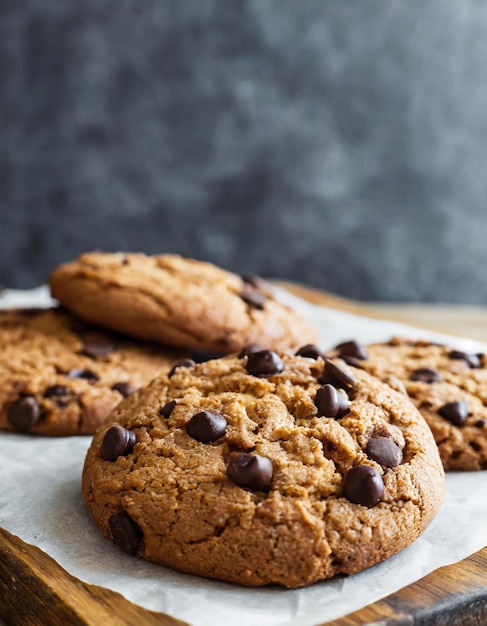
top-left (2, 0), bottom-right (487, 302)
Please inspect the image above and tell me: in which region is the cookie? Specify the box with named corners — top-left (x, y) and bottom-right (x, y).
top-left (0, 308), bottom-right (185, 436)
top-left (330, 338), bottom-right (487, 471)
top-left (82, 349), bottom-right (444, 588)
top-left (49, 252), bottom-right (318, 353)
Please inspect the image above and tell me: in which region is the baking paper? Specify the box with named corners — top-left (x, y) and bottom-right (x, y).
top-left (0, 286), bottom-right (486, 626)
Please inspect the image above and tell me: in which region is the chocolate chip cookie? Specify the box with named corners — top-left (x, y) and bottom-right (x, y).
top-left (330, 338), bottom-right (487, 471)
top-left (49, 252), bottom-right (318, 353)
top-left (0, 308), bottom-right (185, 436)
top-left (82, 349), bottom-right (444, 588)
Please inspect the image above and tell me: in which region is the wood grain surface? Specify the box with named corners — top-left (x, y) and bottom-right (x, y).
top-left (1, 283), bottom-right (486, 626)
top-left (0, 528), bottom-right (188, 626)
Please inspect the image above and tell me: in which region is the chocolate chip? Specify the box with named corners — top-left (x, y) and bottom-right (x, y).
top-left (319, 359), bottom-right (356, 389)
top-left (168, 359), bottom-right (196, 378)
top-left (190, 349), bottom-right (227, 363)
top-left (448, 350), bottom-right (481, 369)
top-left (186, 410), bottom-right (227, 443)
top-left (228, 454), bottom-right (273, 491)
top-left (241, 274), bottom-right (265, 289)
top-left (108, 512), bottom-right (142, 554)
top-left (474, 419), bottom-right (486, 428)
top-left (296, 344), bottom-right (324, 360)
top-left (245, 350), bottom-right (284, 377)
top-left (111, 382), bottom-right (137, 398)
top-left (342, 465), bottom-right (384, 507)
top-left (240, 283), bottom-right (266, 310)
top-left (43, 384), bottom-right (71, 407)
top-left (366, 437), bottom-right (403, 467)
top-left (81, 337), bottom-right (115, 358)
top-left (339, 355), bottom-right (365, 368)
top-left (241, 275), bottom-right (271, 295)
top-left (238, 343), bottom-right (265, 358)
top-left (102, 424), bottom-right (136, 457)
top-left (438, 400), bottom-right (468, 427)
top-left (410, 368), bottom-right (442, 384)
top-left (160, 400), bottom-right (176, 418)
top-left (7, 396), bottom-right (40, 432)
top-left (67, 368), bottom-right (100, 382)
top-left (334, 340), bottom-right (368, 361)
top-left (43, 385), bottom-right (70, 398)
top-left (101, 425), bottom-right (137, 461)
top-left (314, 384), bottom-right (349, 418)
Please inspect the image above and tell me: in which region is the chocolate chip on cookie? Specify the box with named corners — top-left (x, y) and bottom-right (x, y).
top-left (68, 368), bottom-right (100, 382)
top-left (295, 344), bottom-right (325, 360)
top-left (319, 359), bottom-right (356, 389)
top-left (342, 465), bottom-right (384, 507)
top-left (366, 437), bottom-right (403, 468)
top-left (410, 368), bottom-right (443, 384)
top-left (168, 358), bottom-right (196, 378)
top-left (111, 382), bottom-right (137, 398)
top-left (227, 453), bottom-right (273, 491)
top-left (43, 385), bottom-right (72, 407)
top-left (81, 337), bottom-right (115, 358)
top-left (108, 512), bottom-right (142, 554)
top-left (101, 425), bottom-right (137, 461)
top-left (186, 410), bottom-right (227, 443)
top-left (160, 400), bottom-right (177, 418)
top-left (334, 340), bottom-right (368, 361)
top-left (438, 400), bottom-right (468, 427)
top-left (7, 396), bottom-right (40, 432)
top-left (448, 350), bottom-right (481, 369)
top-left (239, 283), bottom-right (266, 310)
top-left (245, 350), bottom-right (284, 377)
top-left (240, 274), bottom-right (268, 290)
top-left (314, 384), bottom-right (349, 418)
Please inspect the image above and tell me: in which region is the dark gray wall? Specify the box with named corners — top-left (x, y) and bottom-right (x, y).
top-left (2, 1), bottom-right (487, 303)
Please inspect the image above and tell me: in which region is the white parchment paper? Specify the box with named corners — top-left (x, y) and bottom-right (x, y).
top-left (0, 286), bottom-right (486, 626)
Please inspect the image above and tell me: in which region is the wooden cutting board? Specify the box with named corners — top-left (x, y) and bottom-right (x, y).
top-left (1, 283), bottom-right (486, 626)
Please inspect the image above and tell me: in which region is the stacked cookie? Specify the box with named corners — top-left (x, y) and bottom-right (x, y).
top-left (0, 307), bottom-right (186, 436)
top-left (2, 251), bottom-right (455, 588)
top-left (1, 252), bottom-right (318, 436)
top-left (49, 252), bottom-right (318, 354)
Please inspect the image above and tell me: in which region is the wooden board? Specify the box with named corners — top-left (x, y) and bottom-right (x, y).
top-left (1, 283), bottom-right (486, 626)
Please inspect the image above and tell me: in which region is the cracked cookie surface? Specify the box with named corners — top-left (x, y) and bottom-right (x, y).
top-left (82, 351), bottom-right (444, 587)
top-left (49, 252), bottom-right (318, 353)
top-left (0, 308), bottom-right (185, 435)
top-left (335, 338), bottom-right (487, 471)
